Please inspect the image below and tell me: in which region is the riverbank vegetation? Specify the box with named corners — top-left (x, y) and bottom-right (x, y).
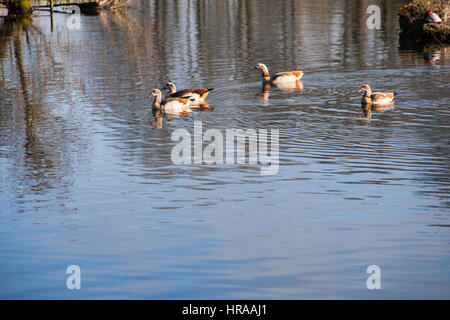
top-left (398, 0), bottom-right (450, 46)
top-left (1, 0), bottom-right (131, 17)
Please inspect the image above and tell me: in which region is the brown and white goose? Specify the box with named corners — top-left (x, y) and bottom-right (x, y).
top-left (148, 89), bottom-right (192, 114)
top-left (253, 63), bottom-right (303, 84)
top-left (358, 84), bottom-right (395, 106)
top-left (164, 81), bottom-right (213, 104)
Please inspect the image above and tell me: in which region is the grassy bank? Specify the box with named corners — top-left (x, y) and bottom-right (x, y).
top-left (398, 0), bottom-right (450, 46)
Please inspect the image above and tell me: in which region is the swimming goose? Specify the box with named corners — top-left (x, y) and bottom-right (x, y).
top-left (164, 81), bottom-right (213, 103)
top-left (148, 89), bottom-right (192, 114)
top-left (358, 84), bottom-right (395, 105)
top-left (253, 63), bottom-right (303, 84)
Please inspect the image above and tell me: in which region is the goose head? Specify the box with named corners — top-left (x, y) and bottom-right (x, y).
top-left (253, 63), bottom-right (268, 72)
top-left (358, 84), bottom-right (371, 94)
top-left (164, 81), bottom-right (176, 93)
top-left (148, 88), bottom-right (161, 99)
top-left (253, 63), bottom-right (270, 80)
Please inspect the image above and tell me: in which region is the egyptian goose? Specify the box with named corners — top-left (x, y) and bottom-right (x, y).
top-left (164, 81), bottom-right (213, 103)
top-left (253, 63), bottom-right (303, 84)
top-left (425, 10), bottom-right (442, 23)
top-left (148, 89), bottom-right (192, 114)
top-left (358, 84), bottom-right (396, 105)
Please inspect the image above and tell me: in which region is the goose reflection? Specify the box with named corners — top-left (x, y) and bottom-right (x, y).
top-left (260, 81), bottom-right (304, 103)
top-left (275, 80), bottom-right (304, 92)
top-left (149, 109), bottom-right (164, 129)
top-left (423, 50), bottom-right (441, 66)
top-left (360, 103), bottom-right (394, 120)
top-left (149, 109), bottom-right (191, 129)
top-left (261, 84), bottom-right (271, 103)
top-left (149, 104), bottom-right (212, 129)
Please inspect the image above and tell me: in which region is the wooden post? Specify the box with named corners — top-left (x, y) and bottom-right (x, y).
top-left (50, 0), bottom-right (54, 32)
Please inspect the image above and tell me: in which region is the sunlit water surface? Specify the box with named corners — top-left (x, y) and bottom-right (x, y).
top-left (0, 0), bottom-right (449, 299)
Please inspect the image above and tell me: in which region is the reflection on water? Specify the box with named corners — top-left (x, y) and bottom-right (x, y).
top-left (260, 82), bottom-right (304, 104)
top-left (360, 103), bottom-right (395, 122)
top-left (0, 0), bottom-right (450, 299)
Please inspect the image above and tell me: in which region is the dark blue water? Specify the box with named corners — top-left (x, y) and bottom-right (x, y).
top-left (0, 0), bottom-right (449, 299)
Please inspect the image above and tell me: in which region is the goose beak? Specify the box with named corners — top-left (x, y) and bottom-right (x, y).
top-left (253, 66), bottom-right (257, 70)
top-left (357, 88), bottom-right (363, 93)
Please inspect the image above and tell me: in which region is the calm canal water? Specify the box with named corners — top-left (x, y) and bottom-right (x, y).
top-left (0, 0), bottom-right (449, 299)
